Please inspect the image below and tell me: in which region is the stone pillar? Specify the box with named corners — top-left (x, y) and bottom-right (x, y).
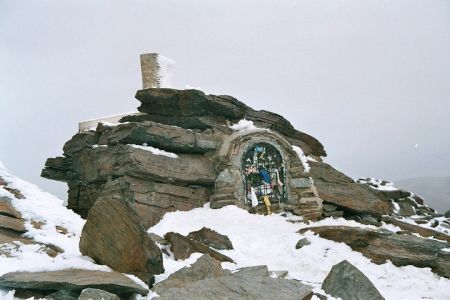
top-left (140, 53), bottom-right (160, 89)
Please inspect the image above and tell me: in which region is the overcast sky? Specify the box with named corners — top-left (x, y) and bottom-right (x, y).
top-left (1, 0), bottom-right (449, 200)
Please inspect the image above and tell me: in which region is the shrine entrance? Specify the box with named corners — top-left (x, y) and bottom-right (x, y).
top-left (242, 143), bottom-right (287, 205)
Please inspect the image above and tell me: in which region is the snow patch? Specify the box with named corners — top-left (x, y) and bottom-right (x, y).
top-left (128, 144), bottom-right (178, 158)
top-left (229, 119), bottom-right (258, 132)
top-left (292, 145), bottom-right (310, 173)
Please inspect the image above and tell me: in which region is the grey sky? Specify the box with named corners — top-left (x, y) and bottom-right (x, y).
top-left (1, 0), bottom-right (449, 200)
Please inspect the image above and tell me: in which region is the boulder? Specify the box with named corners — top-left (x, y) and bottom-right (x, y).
top-left (295, 238), bottom-right (311, 249)
top-left (186, 227), bottom-right (233, 250)
top-left (79, 196), bottom-right (164, 283)
top-left (155, 264), bottom-right (313, 300)
top-left (154, 254), bottom-right (230, 293)
top-left (0, 269), bottom-right (148, 297)
top-left (299, 226), bottom-right (450, 278)
top-left (322, 260), bottom-right (385, 300)
top-left (164, 232), bottom-right (234, 263)
top-left (309, 161), bottom-right (392, 216)
top-left (79, 288), bottom-right (120, 300)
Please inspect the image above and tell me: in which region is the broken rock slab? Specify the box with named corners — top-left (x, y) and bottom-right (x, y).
top-left (79, 195), bottom-right (164, 283)
top-left (322, 260), bottom-right (385, 300)
top-left (186, 227), bottom-right (233, 250)
top-left (0, 269), bottom-right (148, 297)
top-left (164, 232), bottom-right (234, 263)
top-left (79, 288), bottom-right (120, 300)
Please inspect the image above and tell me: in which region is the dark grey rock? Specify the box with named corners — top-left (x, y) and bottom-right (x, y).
top-left (79, 288), bottom-right (120, 300)
top-left (322, 203), bottom-right (337, 212)
top-left (164, 232), bottom-right (234, 263)
top-left (322, 260), bottom-right (385, 300)
top-left (295, 238), bottom-right (311, 249)
top-left (187, 227), bottom-right (233, 250)
top-left (155, 264), bottom-right (312, 300)
top-left (45, 290), bottom-right (78, 300)
top-left (445, 210), bottom-right (450, 218)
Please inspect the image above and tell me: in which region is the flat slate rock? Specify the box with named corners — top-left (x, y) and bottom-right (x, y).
top-left (322, 260), bottom-right (385, 300)
top-left (0, 269), bottom-right (148, 297)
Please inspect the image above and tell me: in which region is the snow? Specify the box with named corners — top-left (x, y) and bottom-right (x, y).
top-left (149, 204), bottom-right (450, 300)
top-left (0, 163), bottom-right (146, 299)
top-left (357, 178), bottom-right (398, 191)
top-left (229, 119), bottom-right (258, 131)
top-left (292, 145), bottom-right (311, 173)
top-left (128, 144), bottom-right (178, 158)
top-left (157, 55), bottom-right (175, 88)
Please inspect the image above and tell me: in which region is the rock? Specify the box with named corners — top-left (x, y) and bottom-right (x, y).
top-left (62, 131), bottom-right (99, 157)
top-left (154, 254), bottom-right (230, 293)
top-left (379, 189), bottom-right (411, 200)
top-left (155, 264), bottom-right (313, 300)
top-left (309, 161), bottom-right (392, 216)
top-left (295, 238), bottom-right (311, 249)
top-left (0, 269), bottom-right (148, 297)
top-left (397, 198), bottom-right (416, 217)
top-left (186, 227), bottom-right (233, 250)
top-left (322, 260), bottom-right (385, 300)
top-left (79, 288), bottom-right (120, 300)
top-left (79, 196), bottom-right (164, 283)
top-left (299, 226), bottom-right (450, 278)
top-left (97, 121), bottom-right (221, 154)
top-left (445, 210), bottom-right (450, 218)
top-left (0, 214), bottom-right (26, 233)
top-left (0, 228), bottom-right (62, 258)
top-left (45, 290), bottom-right (78, 300)
top-left (322, 203), bottom-right (337, 212)
top-left (134, 88), bottom-right (325, 157)
top-left (164, 232), bottom-right (234, 263)
top-left (381, 216), bottom-right (450, 242)
top-left (0, 196), bottom-right (21, 218)
top-left (148, 232), bottom-right (167, 245)
top-left (323, 211), bottom-right (344, 218)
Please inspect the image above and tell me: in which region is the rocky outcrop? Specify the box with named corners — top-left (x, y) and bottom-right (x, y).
top-left (79, 196), bottom-right (164, 283)
top-left (299, 226), bottom-right (450, 278)
top-left (381, 216), bottom-right (450, 242)
top-left (131, 88), bottom-right (325, 157)
top-left (186, 227), bottom-right (233, 250)
top-left (309, 162), bottom-right (392, 216)
top-left (0, 269), bottom-right (148, 297)
top-left (154, 256), bottom-right (313, 300)
top-left (322, 260), bottom-right (385, 300)
top-left (164, 232), bottom-right (234, 263)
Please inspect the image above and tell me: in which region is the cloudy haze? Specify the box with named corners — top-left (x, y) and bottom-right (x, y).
top-left (1, 0), bottom-right (449, 202)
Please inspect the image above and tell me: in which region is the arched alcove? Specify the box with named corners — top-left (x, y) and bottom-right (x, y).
top-left (242, 142), bottom-right (287, 204)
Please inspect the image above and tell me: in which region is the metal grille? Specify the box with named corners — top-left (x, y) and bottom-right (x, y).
top-left (242, 143), bottom-right (287, 204)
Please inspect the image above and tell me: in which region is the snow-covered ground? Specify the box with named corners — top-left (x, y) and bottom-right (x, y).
top-left (0, 163), bottom-right (117, 299)
top-left (1, 162), bottom-right (449, 299)
top-left (149, 204), bottom-right (450, 300)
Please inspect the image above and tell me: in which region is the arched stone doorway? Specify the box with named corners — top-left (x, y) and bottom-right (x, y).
top-left (242, 142), bottom-right (287, 204)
